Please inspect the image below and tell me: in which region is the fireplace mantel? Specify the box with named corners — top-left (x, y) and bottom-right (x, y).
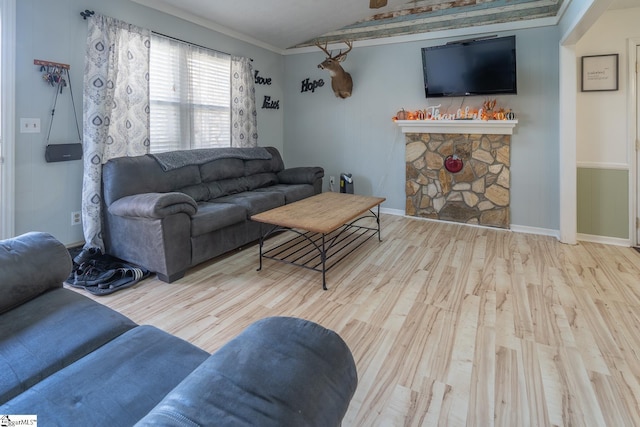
top-left (395, 119), bottom-right (518, 135)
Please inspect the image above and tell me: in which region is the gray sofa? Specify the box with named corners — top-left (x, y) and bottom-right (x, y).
top-left (102, 146), bottom-right (323, 282)
top-left (0, 232), bottom-right (357, 426)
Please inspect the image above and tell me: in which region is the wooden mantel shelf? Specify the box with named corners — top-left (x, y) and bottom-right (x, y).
top-left (395, 119), bottom-right (518, 135)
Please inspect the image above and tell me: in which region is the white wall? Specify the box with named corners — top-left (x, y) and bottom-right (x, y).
top-left (283, 26), bottom-right (561, 231)
top-left (576, 7), bottom-right (640, 167)
top-left (15, 0), bottom-right (284, 245)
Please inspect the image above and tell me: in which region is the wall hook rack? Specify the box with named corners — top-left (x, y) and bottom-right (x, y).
top-left (34, 59), bottom-right (70, 70)
top-left (80, 10), bottom-right (94, 20)
top-left (34, 59), bottom-right (70, 93)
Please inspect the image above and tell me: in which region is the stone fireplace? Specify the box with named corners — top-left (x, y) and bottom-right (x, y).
top-left (396, 120), bottom-right (517, 229)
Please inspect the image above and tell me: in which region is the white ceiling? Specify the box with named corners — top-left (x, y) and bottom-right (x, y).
top-left (132, 0), bottom-right (637, 52)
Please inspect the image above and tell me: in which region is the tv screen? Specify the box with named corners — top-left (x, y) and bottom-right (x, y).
top-left (421, 35), bottom-right (517, 98)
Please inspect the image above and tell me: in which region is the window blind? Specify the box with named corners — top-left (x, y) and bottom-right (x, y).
top-left (150, 34), bottom-right (231, 153)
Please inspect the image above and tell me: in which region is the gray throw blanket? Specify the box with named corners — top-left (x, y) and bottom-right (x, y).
top-left (150, 147), bottom-right (272, 171)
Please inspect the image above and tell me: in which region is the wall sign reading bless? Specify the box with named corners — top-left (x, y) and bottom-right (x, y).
top-left (262, 96), bottom-right (279, 109)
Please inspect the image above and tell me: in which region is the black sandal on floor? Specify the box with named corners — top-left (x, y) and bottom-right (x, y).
top-left (72, 247), bottom-right (102, 266)
top-left (73, 265), bottom-right (117, 287)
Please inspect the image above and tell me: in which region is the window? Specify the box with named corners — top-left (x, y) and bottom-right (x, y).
top-left (150, 34), bottom-right (231, 153)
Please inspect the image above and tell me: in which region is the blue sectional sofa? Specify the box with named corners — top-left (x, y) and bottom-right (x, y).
top-left (0, 232), bottom-right (357, 426)
top-left (101, 146), bottom-right (324, 282)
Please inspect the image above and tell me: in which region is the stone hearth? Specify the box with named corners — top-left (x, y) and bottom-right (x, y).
top-left (404, 130), bottom-right (512, 229)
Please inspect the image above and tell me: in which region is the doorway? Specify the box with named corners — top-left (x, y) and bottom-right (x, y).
top-left (634, 42), bottom-right (640, 246)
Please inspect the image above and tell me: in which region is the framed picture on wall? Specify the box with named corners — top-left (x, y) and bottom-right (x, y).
top-left (581, 54), bottom-right (618, 92)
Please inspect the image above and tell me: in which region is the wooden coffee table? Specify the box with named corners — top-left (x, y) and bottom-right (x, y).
top-left (251, 192), bottom-right (386, 290)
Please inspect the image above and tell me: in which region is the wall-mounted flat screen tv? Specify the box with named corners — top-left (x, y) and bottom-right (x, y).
top-left (421, 35), bottom-right (517, 98)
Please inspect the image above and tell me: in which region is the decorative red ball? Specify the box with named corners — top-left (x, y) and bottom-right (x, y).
top-left (445, 155), bottom-right (463, 173)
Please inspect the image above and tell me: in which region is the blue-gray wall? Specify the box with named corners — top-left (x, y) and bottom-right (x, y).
top-left (16, 1), bottom-right (561, 245)
top-left (16, 0), bottom-right (284, 245)
top-left (283, 26), bottom-right (560, 232)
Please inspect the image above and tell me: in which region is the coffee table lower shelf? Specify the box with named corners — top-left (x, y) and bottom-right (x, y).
top-left (257, 213), bottom-right (382, 290)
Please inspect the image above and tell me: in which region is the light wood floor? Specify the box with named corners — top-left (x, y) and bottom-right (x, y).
top-left (69, 214), bottom-right (640, 426)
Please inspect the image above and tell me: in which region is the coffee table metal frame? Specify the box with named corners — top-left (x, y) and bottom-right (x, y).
top-left (254, 201), bottom-right (383, 290)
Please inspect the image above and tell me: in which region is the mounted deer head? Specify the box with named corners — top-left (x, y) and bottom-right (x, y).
top-left (316, 41), bottom-right (353, 99)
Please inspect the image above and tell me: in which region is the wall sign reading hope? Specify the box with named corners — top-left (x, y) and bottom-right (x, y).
top-left (300, 78), bottom-right (324, 94)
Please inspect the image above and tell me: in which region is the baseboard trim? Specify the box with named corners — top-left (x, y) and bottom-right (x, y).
top-left (576, 233), bottom-right (631, 247)
top-left (381, 209), bottom-right (561, 239)
top-left (380, 207), bottom-right (405, 217)
top-left (510, 224), bottom-right (561, 239)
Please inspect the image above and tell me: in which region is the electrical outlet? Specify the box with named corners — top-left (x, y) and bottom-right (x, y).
top-left (71, 211), bottom-right (81, 226)
top-left (330, 176), bottom-right (335, 185)
top-left (20, 118), bottom-right (41, 133)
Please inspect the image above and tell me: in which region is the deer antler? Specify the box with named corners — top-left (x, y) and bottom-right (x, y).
top-left (315, 41), bottom-right (333, 58)
top-left (315, 40), bottom-right (352, 61)
top-left (334, 41), bottom-right (353, 62)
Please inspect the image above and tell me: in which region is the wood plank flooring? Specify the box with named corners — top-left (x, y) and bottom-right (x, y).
top-left (68, 215), bottom-right (640, 426)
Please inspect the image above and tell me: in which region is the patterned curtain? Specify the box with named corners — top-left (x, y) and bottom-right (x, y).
top-left (82, 15), bottom-right (150, 251)
top-left (230, 56), bottom-right (258, 147)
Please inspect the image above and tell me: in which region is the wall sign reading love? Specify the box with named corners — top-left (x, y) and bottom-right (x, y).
top-left (254, 70), bottom-right (280, 109)
top-left (254, 70), bottom-right (272, 86)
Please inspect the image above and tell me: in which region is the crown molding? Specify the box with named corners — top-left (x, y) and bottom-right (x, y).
top-left (131, 0), bottom-right (285, 54)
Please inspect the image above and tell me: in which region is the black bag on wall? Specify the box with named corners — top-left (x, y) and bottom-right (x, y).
top-left (45, 143), bottom-right (83, 163)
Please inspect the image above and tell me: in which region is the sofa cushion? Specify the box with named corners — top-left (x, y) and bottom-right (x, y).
top-left (218, 177), bottom-right (250, 196)
top-left (246, 173), bottom-right (278, 190)
top-left (264, 147), bottom-right (284, 172)
top-left (200, 158), bottom-right (245, 182)
top-left (136, 317), bottom-right (358, 427)
top-left (215, 191), bottom-right (285, 217)
top-left (103, 155), bottom-right (201, 206)
top-left (191, 202), bottom-right (247, 236)
top-left (0, 232), bottom-right (70, 315)
top-left (254, 184), bottom-right (316, 204)
top-left (206, 178), bottom-right (251, 199)
top-left (0, 288), bottom-right (137, 403)
top-left (1, 325), bottom-right (209, 426)
top-left (277, 167), bottom-right (324, 185)
top-left (178, 183), bottom-right (210, 202)
top-left (244, 157), bottom-right (283, 176)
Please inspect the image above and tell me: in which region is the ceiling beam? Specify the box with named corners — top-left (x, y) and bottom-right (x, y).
top-left (369, 0), bottom-right (387, 9)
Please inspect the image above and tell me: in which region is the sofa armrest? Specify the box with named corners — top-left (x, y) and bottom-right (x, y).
top-left (0, 232), bottom-right (71, 315)
top-left (109, 193), bottom-right (197, 219)
top-left (277, 167), bottom-right (324, 185)
top-left (135, 317), bottom-right (357, 427)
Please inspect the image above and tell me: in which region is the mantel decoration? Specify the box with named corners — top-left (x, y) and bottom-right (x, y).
top-left (392, 100), bottom-right (516, 122)
top-left (581, 54), bottom-right (618, 92)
